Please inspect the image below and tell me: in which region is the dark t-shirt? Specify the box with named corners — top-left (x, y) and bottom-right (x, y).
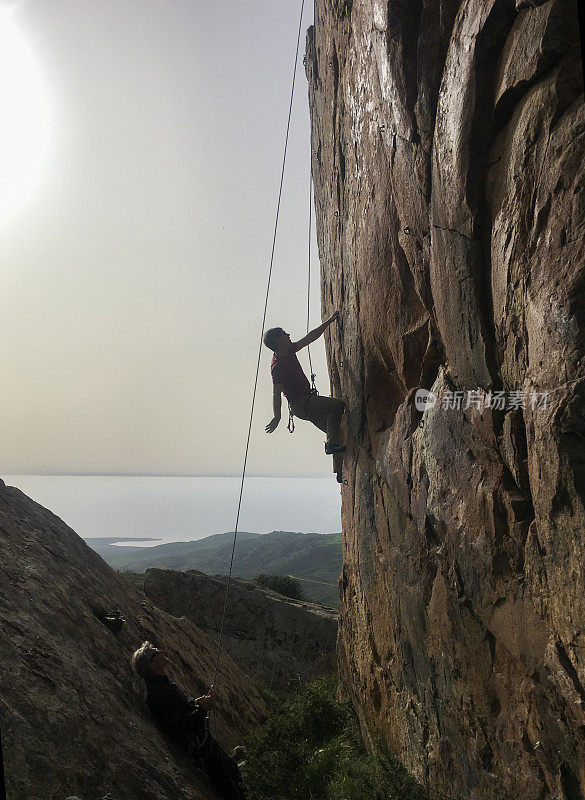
top-left (145, 674), bottom-right (207, 745)
top-left (271, 345), bottom-right (311, 401)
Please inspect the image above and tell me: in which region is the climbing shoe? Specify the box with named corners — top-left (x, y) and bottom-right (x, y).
top-left (336, 469), bottom-right (343, 484)
top-left (325, 442), bottom-right (346, 455)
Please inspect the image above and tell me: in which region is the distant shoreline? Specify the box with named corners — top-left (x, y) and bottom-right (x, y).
top-left (6, 475), bottom-right (342, 544)
top-left (84, 537), bottom-right (162, 544)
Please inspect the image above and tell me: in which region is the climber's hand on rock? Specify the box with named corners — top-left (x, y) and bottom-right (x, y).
top-left (265, 416), bottom-right (280, 433)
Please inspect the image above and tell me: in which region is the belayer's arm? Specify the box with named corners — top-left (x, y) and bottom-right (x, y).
top-left (148, 681), bottom-right (207, 734)
top-left (292, 311), bottom-right (339, 351)
top-left (266, 384), bottom-right (283, 433)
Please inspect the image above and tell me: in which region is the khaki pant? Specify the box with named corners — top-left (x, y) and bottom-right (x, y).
top-left (289, 394), bottom-right (345, 446)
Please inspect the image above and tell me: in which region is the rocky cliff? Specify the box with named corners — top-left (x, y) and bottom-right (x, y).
top-left (144, 568), bottom-right (338, 693)
top-left (306, 2), bottom-right (584, 798)
top-left (0, 480), bottom-right (265, 800)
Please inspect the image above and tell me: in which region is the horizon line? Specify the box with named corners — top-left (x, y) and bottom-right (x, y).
top-left (2, 472), bottom-right (333, 479)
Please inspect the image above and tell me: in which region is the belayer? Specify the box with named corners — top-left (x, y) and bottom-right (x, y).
top-left (264, 311), bottom-right (346, 480)
top-left (131, 642), bottom-right (245, 800)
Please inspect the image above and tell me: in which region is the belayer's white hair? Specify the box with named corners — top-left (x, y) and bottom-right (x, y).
top-left (131, 640), bottom-right (157, 678)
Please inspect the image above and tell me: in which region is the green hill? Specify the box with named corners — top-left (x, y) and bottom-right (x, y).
top-left (87, 530), bottom-right (342, 607)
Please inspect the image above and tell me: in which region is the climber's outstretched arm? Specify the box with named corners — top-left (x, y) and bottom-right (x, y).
top-left (266, 384), bottom-right (283, 433)
top-left (292, 311), bottom-right (339, 352)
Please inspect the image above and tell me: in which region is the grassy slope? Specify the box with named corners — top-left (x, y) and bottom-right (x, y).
top-left (90, 530), bottom-right (342, 608)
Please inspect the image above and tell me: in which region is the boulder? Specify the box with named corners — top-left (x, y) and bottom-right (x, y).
top-left (144, 568), bottom-right (339, 693)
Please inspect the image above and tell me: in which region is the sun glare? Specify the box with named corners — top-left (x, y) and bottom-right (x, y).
top-left (0, 12), bottom-right (51, 223)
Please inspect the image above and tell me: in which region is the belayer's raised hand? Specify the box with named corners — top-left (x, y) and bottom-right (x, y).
top-left (195, 693), bottom-right (216, 712)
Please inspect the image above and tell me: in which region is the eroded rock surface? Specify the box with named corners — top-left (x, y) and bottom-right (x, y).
top-left (144, 568), bottom-right (338, 693)
top-left (306, 1), bottom-right (584, 798)
top-left (0, 480), bottom-right (265, 800)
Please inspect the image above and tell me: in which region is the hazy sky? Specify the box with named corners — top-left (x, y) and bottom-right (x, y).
top-left (0, 0), bottom-right (336, 478)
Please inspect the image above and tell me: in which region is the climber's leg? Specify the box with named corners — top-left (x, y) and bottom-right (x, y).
top-left (306, 396), bottom-right (345, 447)
top-left (197, 735), bottom-right (245, 800)
top-left (289, 396), bottom-right (327, 433)
top-left (289, 397), bottom-right (345, 480)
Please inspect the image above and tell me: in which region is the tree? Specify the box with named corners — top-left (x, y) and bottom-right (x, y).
top-left (254, 574), bottom-right (304, 601)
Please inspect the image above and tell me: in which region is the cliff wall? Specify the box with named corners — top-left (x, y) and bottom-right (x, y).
top-left (306, 2), bottom-right (584, 798)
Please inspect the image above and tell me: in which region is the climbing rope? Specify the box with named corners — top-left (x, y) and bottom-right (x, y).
top-left (288, 168), bottom-right (317, 436)
top-left (307, 171), bottom-right (316, 393)
top-left (211, 0), bottom-right (307, 692)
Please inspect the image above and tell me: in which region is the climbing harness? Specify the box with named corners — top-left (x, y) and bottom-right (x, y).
top-left (210, 0), bottom-right (308, 699)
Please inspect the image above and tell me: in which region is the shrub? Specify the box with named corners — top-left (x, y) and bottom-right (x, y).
top-left (254, 574), bottom-right (305, 601)
top-left (242, 675), bottom-right (431, 800)
top-left (118, 570), bottom-right (145, 591)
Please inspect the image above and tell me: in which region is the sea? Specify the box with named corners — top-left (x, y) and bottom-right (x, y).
top-left (3, 475), bottom-right (342, 546)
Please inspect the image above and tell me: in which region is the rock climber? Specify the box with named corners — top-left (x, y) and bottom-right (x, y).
top-left (264, 312), bottom-right (345, 479)
top-left (131, 642), bottom-right (245, 800)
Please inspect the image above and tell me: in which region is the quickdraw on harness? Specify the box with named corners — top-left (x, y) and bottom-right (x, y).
top-left (287, 374), bottom-right (318, 433)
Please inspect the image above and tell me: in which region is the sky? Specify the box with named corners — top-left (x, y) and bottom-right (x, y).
top-left (0, 0), bottom-right (336, 478)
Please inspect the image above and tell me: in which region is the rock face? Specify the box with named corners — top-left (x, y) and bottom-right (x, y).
top-left (306, 2), bottom-right (584, 799)
top-left (144, 568), bottom-right (339, 693)
top-left (0, 481), bottom-right (265, 800)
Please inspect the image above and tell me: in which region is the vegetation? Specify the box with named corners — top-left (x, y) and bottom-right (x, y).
top-left (242, 675), bottom-right (431, 800)
top-left (254, 573), bottom-right (305, 601)
top-left (118, 570), bottom-right (145, 591)
top-left (91, 530), bottom-right (341, 607)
